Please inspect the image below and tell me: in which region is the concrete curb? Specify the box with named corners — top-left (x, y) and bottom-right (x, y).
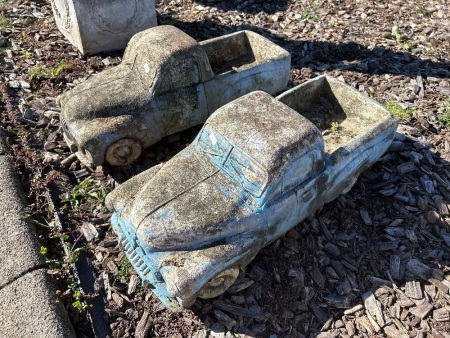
top-left (0, 129), bottom-right (76, 338)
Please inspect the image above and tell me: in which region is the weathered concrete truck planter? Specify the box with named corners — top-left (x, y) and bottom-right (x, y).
top-left (105, 75), bottom-right (398, 310)
top-left (58, 25), bottom-right (291, 167)
top-left (50, 0), bottom-right (157, 55)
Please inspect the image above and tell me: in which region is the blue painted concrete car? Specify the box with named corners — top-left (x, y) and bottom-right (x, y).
top-left (106, 76), bottom-right (398, 310)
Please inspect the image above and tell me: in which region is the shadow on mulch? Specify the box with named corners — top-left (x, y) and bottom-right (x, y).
top-left (158, 15), bottom-right (450, 81)
top-left (192, 0), bottom-right (290, 14)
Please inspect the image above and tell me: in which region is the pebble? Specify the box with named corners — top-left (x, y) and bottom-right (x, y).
top-left (426, 210), bottom-right (440, 224)
top-left (420, 175), bottom-right (435, 194)
top-left (44, 110), bottom-right (60, 119)
top-left (209, 323), bottom-right (226, 338)
top-left (102, 57), bottom-right (111, 66)
top-left (344, 304), bottom-right (364, 315)
top-left (394, 132), bottom-right (407, 141)
top-left (19, 80), bottom-right (31, 89)
top-left (388, 141), bottom-right (404, 152)
top-left (8, 80), bottom-right (20, 88)
top-left (414, 141), bottom-right (432, 150)
top-left (23, 108), bottom-right (37, 120)
top-left (409, 151), bottom-right (423, 164)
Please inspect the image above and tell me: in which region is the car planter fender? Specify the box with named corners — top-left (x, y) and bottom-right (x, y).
top-left (106, 75), bottom-right (399, 310)
top-left (58, 25), bottom-right (291, 167)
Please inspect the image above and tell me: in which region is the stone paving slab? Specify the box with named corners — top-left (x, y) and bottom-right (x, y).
top-left (0, 269), bottom-right (76, 338)
top-left (0, 155), bottom-right (45, 288)
top-left (0, 129), bottom-right (75, 336)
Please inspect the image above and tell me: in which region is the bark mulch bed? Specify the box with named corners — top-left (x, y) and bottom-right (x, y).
top-left (1, 0), bottom-right (450, 337)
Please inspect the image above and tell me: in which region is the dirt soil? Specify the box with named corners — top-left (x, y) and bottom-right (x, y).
top-left (1, 0), bottom-right (450, 337)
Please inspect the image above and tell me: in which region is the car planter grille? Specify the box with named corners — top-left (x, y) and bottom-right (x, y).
top-left (106, 75), bottom-right (399, 310)
top-left (111, 218), bottom-right (184, 308)
top-left (112, 220), bottom-right (155, 282)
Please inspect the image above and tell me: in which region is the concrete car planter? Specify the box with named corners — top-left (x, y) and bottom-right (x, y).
top-left (106, 75), bottom-right (399, 310)
top-left (58, 25), bottom-right (291, 167)
top-left (50, 0), bottom-right (157, 55)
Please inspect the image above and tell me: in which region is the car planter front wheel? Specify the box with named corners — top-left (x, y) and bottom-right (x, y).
top-left (197, 267), bottom-right (240, 299)
top-left (105, 138), bottom-right (142, 166)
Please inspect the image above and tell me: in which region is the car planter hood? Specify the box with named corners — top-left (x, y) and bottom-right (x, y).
top-left (58, 25), bottom-right (291, 167)
top-left (106, 76), bottom-right (398, 310)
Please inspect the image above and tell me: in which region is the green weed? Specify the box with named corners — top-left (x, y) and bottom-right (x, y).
top-left (35, 219), bottom-right (85, 268)
top-left (29, 59), bottom-right (67, 80)
top-left (391, 26), bottom-right (406, 43)
top-left (440, 114), bottom-right (450, 128)
top-left (439, 98), bottom-right (450, 128)
top-left (387, 26), bottom-right (419, 52)
top-left (72, 290), bottom-right (87, 311)
top-left (386, 100), bottom-right (413, 120)
top-left (20, 50), bottom-right (33, 58)
top-left (0, 0), bottom-right (11, 29)
top-left (0, 0), bottom-right (12, 8)
top-left (421, 47), bottom-right (437, 56)
top-left (34, 217), bottom-right (87, 312)
top-left (299, 11), bottom-right (319, 22)
top-left (117, 257), bottom-right (133, 282)
top-left (0, 15), bottom-right (10, 33)
top-left (331, 122), bottom-right (340, 132)
top-left (416, 6), bottom-right (427, 15)
top-left (402, 40), bottom-right (419, 52)
top-left (62, 178), bottom-right (109, 210)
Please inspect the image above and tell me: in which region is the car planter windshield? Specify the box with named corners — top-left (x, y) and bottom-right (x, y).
top-left (106, 75), bottom-right (399, 310)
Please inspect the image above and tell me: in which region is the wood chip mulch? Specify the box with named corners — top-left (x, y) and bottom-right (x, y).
top-left (0, 0), bottom-right (450, 337)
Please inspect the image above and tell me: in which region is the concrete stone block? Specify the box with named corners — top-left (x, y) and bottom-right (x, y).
top-left (0, 269), bottom-right (75, 338)
top-left (0, 155), bottom-right (44, 288)
top-left (50, 0), bottom-right (157, 55)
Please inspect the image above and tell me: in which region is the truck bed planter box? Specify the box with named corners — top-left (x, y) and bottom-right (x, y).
top-left (50, 0), bottom-right (157, 55)
top-left (106, 75), bottom-right (399, 310)
top-left (58, 25), bottom-right (291, 166)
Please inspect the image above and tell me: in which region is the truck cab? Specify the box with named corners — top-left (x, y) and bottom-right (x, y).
top-left (106, 78), bottom-right (398, 309)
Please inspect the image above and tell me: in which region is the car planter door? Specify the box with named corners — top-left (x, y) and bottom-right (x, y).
top-left (155, 59), bottom-right (208, 135)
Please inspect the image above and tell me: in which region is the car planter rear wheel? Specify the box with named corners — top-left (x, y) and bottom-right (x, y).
top-left (197, 267), bottom-right (239, 299)
top-left (105, 138), bottom-right (142, 166)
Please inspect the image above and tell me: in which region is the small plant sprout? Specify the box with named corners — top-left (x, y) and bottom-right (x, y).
top-left (386, 100), bottom-right (413, 120)
top-left (331, 122), bottom-right (340, 132)
top-left (299, 11), bottom-right (319, 22)
top-left (62, 178), bottom-right (110, 210)
top-left (29, 59), bottom-right (67, 80)
top-left (416, 6), bottom-right (427, 15)
top-left (117, 257), bottom-right (134, 282)
top-left (387, 26), bottom-right (419, 52)
top-left (40, 246), bottom-right (48, 256)
top-left (20, 50), bottom-right (33, 58)
top-left (0, 14), bottom-right (10, 33)
top-left (391, 26), bottom-right (406, 44)
top-left (438, 97), bottom-right (450, 128)
top-left (31, 216), bottom-right (87, 312)
top-left (72, 290), bottom-right (87, 311)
